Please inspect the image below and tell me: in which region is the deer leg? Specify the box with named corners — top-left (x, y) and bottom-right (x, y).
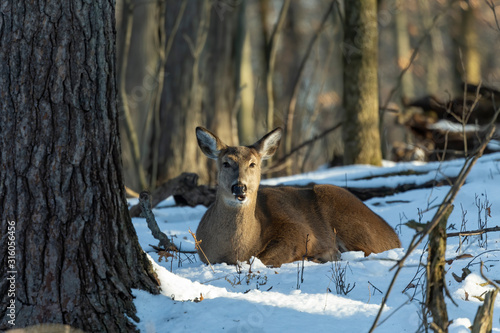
top-left (257, 238), bottom-right (303, 267)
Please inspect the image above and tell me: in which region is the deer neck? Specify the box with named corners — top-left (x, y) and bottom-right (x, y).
top-left (212, 194), bottom-right (262, 258)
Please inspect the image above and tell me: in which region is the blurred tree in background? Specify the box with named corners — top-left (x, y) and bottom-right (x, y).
top-left (116, 0), bottom-right (500, 191)
top-left (342, 0), bottom-right (382, 166)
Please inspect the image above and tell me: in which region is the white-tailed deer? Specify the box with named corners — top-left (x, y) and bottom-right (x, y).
top-left (195, 127), bottom-right (401, 267)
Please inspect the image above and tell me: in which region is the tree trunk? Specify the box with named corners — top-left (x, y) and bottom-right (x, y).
top-left (419, 0), bottom-right (442, 95)
top-left (235, 0), bottom-right (256, 146)
top-left (158, 0), bottom-right (243, 185)
top-left (394, 0), bottom-right (414, 100)
top-left (451, 2), bottom-right (481, 93)
top-left (426, 206), bottom-right (452, 332)
top-left (204, 0), bottom-right (239, 147)
top-left (342, 0), bottom-right (382, 166)
top-left (116, 0), bottom-right (163, 191)
top-left (0, 1), bottom-right (159, 332)
top-left (460, 3), bottom-right (480, 86)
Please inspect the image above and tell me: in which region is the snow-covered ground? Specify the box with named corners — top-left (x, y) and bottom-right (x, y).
top-left (131, 152), bottom-right (500, 333)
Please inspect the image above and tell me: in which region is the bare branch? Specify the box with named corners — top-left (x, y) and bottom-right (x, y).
top-left (447, 226), bottom-right (500, 237)
top-left (139, 191), bottom-right (178, 251)
top-left (263, 122), bottom-right (342, 174)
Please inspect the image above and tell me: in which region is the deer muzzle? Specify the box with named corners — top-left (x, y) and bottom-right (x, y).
top-left (231, 184), bottom-right (247, 201)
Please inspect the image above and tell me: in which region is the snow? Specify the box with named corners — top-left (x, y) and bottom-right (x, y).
top-left (427, 120), bottom-right (483, 133)
top-left (131, 152), bottom-right (500, 332)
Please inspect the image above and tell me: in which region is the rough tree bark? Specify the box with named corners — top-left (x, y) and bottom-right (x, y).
top-left (342, 0), bottom-right (382, 166)
top-left (0, 1), bottom-right (159, 332)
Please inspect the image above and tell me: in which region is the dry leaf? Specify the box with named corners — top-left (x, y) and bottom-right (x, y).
top-left (455, 254), bottom-right (473, 260)
top-left (158, 251), bottom-right (174, 262)
top-left (447, 254), bottom-right (473, 265)
top-left (464, 291), bottom-right (469, 301)
top-left (452, 272), bottom-right (463, 283)
top-left (403, 283), bottom-right (416, 293)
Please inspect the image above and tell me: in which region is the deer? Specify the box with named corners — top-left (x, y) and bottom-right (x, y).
top-left (195, 127), bottom-right (401, 267)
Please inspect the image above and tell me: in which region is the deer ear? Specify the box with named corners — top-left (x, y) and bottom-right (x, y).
top-left (253, 127), bottom-right (282, 160)
top-left (196, 127), bottom-right (227, 160)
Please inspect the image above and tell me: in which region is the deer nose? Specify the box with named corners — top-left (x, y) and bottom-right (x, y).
top-left (231, 184), bottom-right (247, 201)
top-left (231, 184), bottom-right (247, 195)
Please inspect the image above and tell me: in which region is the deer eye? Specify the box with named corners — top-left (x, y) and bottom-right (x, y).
top-left (222, 162), bottom-right (231, 168)
top-left (249, 162), bottom-right (256, 168)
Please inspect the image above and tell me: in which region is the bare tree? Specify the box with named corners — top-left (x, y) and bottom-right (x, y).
top-left (235, 0), bottom-right (256, 145)
top-left (342, 0), bottom-right (383, 166)
top-left (0, 1), bottom-right (159, 331)
top-left (157, 1), bottom-right (243, 185)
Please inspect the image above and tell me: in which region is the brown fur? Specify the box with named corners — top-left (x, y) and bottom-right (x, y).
top-left (195, 127), bottom-right (401, 267)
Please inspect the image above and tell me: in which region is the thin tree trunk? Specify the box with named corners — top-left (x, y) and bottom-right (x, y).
top-left (265, 0), bottom-right (290, 132)
top-left (394, 0), bottom-right (414, 100)
top-left (419, 0), bottom-right (442, 95)
top-left (451, 2), bottom-right (481, 93)
top-left (460, 3), bottom-right (480, 85)
top-left (117, 0), bottom-right (149, 191)
top-left (236, 0), bottom-right (256, 145)
top-left (342, 0), bottom-right (382, 166)
top-left (157, 1), bottom-right (211, 184)
top-left (283, 0), bottom-right (335, 175)
top-left (0, 1), bottom-right (159, 331)
top-left (204, 0), bottom-right (238, 147)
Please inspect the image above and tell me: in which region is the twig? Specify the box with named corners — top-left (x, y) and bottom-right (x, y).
top-left (300, 234), bottom-right (309, 285)
top-left (139, 191), bottom-right (178, 251)
top-left (447, 226), bottom-right (500, 237)
top-left (465, 249), bottom-right (500, 269)
top-left (368, 262), bottom-right (405, 333)
top-left (149, 244), bottom-right (197, 254)
top-left (479, 260), bottom-right (499, 289)
top-left (264, 122), bottom-right (342, 174)
top-left (189, 228), bottom-right (215, 273)
top-left (368, 233), bottom-right (420, 333)
top-left (485, 0), bottom-right (500, 32)
top-left (368, 281), bottom-right (383, 295)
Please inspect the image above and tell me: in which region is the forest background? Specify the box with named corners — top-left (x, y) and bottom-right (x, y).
top-left (116, 0), bottom-right (500, 192)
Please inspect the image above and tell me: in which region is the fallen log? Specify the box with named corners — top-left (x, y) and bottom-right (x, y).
top-left (129, 171), bottom-right (457, 216)
top-left (128, 172), bottom-right (216, 217)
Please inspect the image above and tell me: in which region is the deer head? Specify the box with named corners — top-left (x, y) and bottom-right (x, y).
top-left (196, 127), bottom-right (282, 206)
